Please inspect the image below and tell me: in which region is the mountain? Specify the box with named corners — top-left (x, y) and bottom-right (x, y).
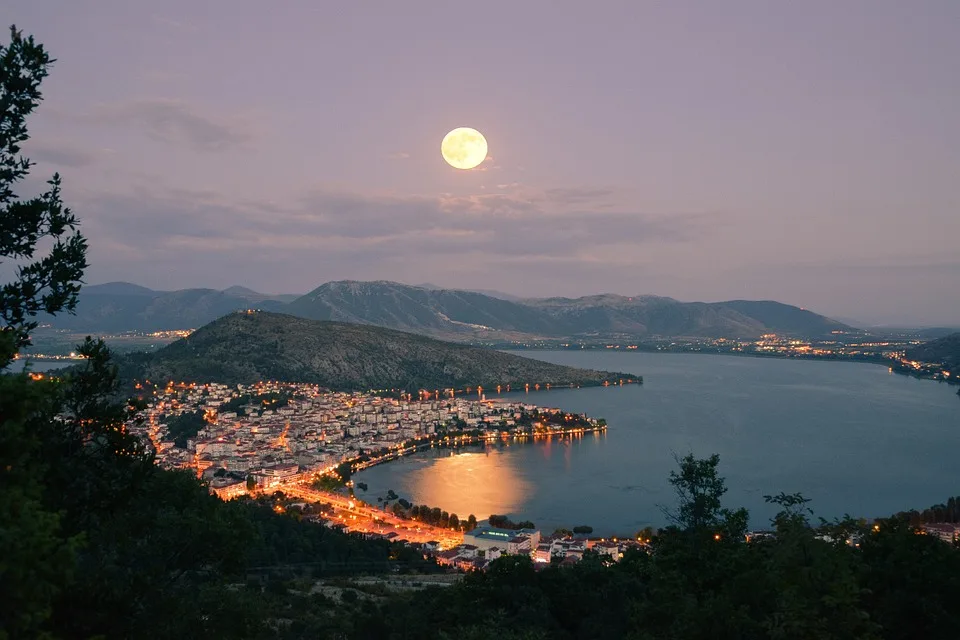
top-left (416, 282), bottom-right (522, 302)
top-left (285, 280), bottom-right (557, 338)
top-left (287, 282), bottom-right (849, 340)
top-left (48, 283), bottom-right (297, 331)
top-left (906, 332), bottom-right (960, 369)
top-left (120, 311), bottom-right (632, 390)
top-left (521, 294), bottom-right (764, 338)
top-left (220, 285), bottom-right (301, 304)
top-left (714, 300), bottom-right (846, 337)
top-left (53, 280), bottom-right (850, 340)
top-left (81, 281), bottom-right (158, 297)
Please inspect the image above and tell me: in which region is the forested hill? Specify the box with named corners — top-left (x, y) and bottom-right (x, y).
top-left (118, 311), bottom-right (632, 390)
top-left (906, 332), bottom-right (960, 369)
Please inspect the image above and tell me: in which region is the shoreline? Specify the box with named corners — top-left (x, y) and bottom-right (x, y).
top-left (345, 423), bottom-right (608, 476)
top-left (504, 347), bottom-right (959, 390)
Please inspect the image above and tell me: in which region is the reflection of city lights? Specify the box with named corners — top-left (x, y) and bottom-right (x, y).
top-left (402, 451), bottom-right (532, 520)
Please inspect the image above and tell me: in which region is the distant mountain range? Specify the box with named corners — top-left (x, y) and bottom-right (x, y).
top-left (118, 311), bottom-right (631, 390)
top-left (46, 282), bottom-right (298, 332)
top-left (53, 280), bottom-right (850, 340)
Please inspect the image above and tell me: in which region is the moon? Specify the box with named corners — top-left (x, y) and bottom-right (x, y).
top-left (441, 127), bottom-right (488, 170)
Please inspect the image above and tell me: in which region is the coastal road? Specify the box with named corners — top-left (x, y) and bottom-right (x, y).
top-left (277, 481), bottom-right (464, 549)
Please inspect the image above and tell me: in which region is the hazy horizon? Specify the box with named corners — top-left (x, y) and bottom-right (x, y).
top-left (10, 1), bottom-right (960, 326)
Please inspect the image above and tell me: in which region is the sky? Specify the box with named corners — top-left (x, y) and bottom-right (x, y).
top-left (7, 1), bottom-right (960, 326)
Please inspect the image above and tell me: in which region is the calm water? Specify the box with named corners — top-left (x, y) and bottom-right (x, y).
top-left (8, 360), bottom-right (75, 372)
top-left (354, 352), bottom-right (960, 535)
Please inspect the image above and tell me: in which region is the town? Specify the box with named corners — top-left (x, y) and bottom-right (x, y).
top-left (125, 380), bottom-right (624, 562)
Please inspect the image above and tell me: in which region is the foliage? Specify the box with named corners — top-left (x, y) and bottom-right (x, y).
top-left (312, 473), bottom-right (345, 491)
top-left (0, 26), bottom-right (88, 637)
top-left (117, 310), bottom-right (630, 391)
top-left (892, 493), bottom-right (960, 525)
top-left (164, 408), bottom-right (206, 448)
top-left (489, 514), bottom-right (536, 530)
top-left (348, 456), bottom-right (960, 640)
top-left (0, 27), bottom-right (87, 367)
top-left (218, 391), bottom-right (290, 416)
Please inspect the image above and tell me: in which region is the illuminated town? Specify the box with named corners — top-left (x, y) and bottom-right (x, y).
top-left (126, 380), bottom-right (620, 564)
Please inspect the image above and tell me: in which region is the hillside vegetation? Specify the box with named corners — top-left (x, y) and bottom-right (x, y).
top-left (120, 311), bottom-right (632, 390)
top-left (906, 332), bottom-right (960, 369)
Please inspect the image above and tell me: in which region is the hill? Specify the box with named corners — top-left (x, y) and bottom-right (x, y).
top-left (51, 280), bottom-right (849, 340)
top-left (120, 311), bottom-right (632, 390)
top-left (906, 332), bottom-right (960, 369)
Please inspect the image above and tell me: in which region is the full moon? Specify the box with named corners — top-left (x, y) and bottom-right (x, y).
top-left (441, 127), bottom-right (488, 170)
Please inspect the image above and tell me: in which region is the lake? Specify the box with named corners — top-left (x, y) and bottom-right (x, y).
top-left (8, 359), bottom-right (76, 373)
top-left (354, 351), bottom-right (960, 535)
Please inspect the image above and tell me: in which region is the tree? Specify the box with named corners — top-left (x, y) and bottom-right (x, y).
top-left (165, 409), bottom-right (206, 448)
top-left (635, 526), bottom-right (656, 543)
top-left (0, 27), bottom-right (87, 368)
top-left (246, 474), bottom-right (257, 491)
top-left (665, 452), bottom-right (747, 535)
top-left (0, 26), bottom-right (87, 638)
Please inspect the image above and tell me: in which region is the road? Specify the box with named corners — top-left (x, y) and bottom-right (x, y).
top-left (277, 481), bottom-right (464, 550)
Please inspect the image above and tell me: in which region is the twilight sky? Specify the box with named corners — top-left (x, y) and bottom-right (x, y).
top-left (8, 1), bottom-right (960, 325)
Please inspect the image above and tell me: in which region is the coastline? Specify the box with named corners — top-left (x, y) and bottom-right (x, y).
top-left (345, 423), bottom-right (608, 476)
top-left (503, 347), bottom-right (959, 390)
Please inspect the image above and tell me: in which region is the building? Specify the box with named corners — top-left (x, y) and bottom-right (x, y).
top-left (533, 543), bottom-right (552, 563)
top-left (464, 526), bottom-right (518, 551)
top-left (590, 540), bottom-right (620, 561)
top-left (210, 478), bottom-right (247, 499)
top-left (922, 523), bottom-right (960, 543)
top-left (506, 535), bottom-right (534, 555)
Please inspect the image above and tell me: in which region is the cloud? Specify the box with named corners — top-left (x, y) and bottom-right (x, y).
top-left (73, 183), bottom-right (713, 283)
top-left (90, 99), bottom-right (252, 151)
top-left (544, 187), bottom-right (617, 205)
top-left (25, 141), bottom-right (99, 168)
top-left (386, 151), bottom-right (411, 160)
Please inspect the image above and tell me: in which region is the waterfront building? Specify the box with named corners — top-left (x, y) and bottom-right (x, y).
top-left (465, 526), bottom-right (541, 552)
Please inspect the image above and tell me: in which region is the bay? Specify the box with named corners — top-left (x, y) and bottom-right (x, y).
top-left (354, 351), bottom-right (960, 536)
top-left (7, 359), bottom-right (76, 373)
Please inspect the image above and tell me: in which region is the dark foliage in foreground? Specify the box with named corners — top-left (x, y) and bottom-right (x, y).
top-left (346, 471), bottom-right (960, 640)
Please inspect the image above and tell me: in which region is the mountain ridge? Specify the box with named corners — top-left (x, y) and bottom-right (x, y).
top-left (55, 280), bottom-right (850, 340)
